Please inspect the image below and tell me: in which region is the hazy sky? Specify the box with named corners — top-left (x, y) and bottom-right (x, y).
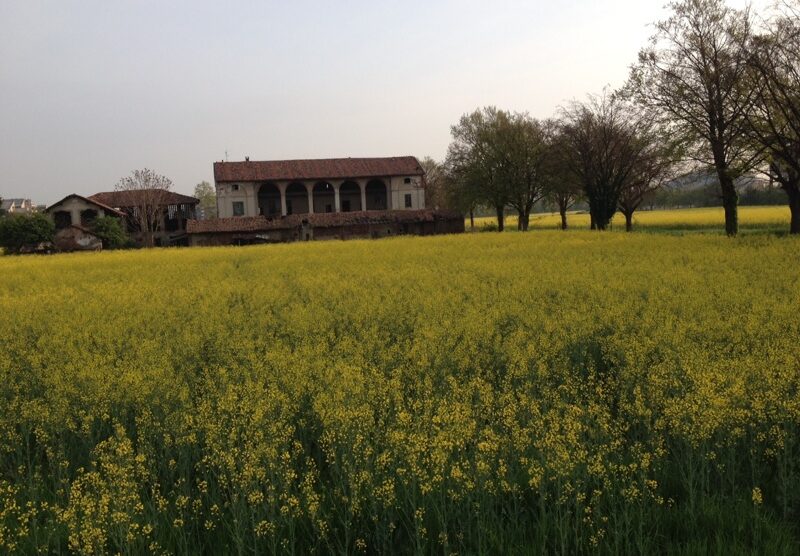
top-left (0, 0), bottom-right (766, 204)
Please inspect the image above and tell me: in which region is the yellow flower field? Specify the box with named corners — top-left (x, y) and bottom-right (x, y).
top-left (470, 205), bottom-right (791, 231)
top-left (1, 231), bottom-right (799, 553)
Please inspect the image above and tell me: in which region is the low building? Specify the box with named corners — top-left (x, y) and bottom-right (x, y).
top-left (46, 194), bottom-right (126, 230)
top-left (88, 190), bottom-right (199, 247)
top-left (214, 156), bottom-right (427, 218)
top-left (46, 190), bottom-right (199, 247)
top-left (187, 209), bottom-right (465, 246)
top-left (1, 198), bottom-right (35, 214)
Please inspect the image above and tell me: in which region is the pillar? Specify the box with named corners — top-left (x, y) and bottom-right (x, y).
top-left (360, 181), bottom-right (367, 212)
top-left (279, 183), bottom-right (287, 216)
top-left (334, 183), bottom-right (341, 213)
top-left (306, 183), bottom-right (314, 214)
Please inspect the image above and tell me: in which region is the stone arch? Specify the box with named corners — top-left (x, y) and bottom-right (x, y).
top-left (313, 182), bottom-right (336, 213)
top-left (365, 179), bottom-right (388, 210)
top-left (285, 182), bottom-right (309, 215)
top-left (258, 183), bottom-right (281, 217)
top-left (339, 181), bottom-right (362, 212)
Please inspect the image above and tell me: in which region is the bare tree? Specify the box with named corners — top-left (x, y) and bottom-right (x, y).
top-left (630, 0), bottom-right (761, 236)
top-left (618, 126), bottom-right (679, 231)
top-left (745, 1), bottom-right (800, 233)
top-left (560, 93), bottom-right (653, 231)
top-left (543, 129), bottom-right (582, 230)
top-left (115, 169), bottom-right (173, 247)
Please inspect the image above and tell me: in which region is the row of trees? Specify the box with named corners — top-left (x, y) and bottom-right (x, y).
top-left (427, 97), bottom-right (676, 233)
top-left (431, 0), bottom-right (800, 235)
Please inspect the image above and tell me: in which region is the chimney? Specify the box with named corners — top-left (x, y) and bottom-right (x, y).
top-left (245, 156), bottom-right (250, 162)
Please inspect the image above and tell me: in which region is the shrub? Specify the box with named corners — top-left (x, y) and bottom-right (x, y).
top-left (90, 216), bottom-right (128, 250)
top-left (0, 213), bottom-right (54, 254)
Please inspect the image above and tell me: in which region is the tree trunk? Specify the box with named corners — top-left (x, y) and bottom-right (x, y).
top-left (519, 210), bottom-right (530, 231)
top-left (495, 206), bottom-right (505, 232)
top-left (559, 199), bottom-right (568, 230)
top-left (718, 172), bottom-right (739, 237)
top-left (624, 211), bottom-right (633, 232)
top-left (787, 185), bottom-right (800, 235)
top-left (469, 209), bottom-right (475, 232)
top-left (590, 211), bottom-right (596, 230)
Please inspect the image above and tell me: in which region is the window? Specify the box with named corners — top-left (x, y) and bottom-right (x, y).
top-left (404, 194), bottom-right (412, 208)
top-left (342, 200), bottom-right (351, 212)
top-left (404, 177), bottom-right (412, 184)
top-left (232, 184), bottom-right (239, 191)
top-left (232, 201), bottom-right (244, 216)
top-left (53, 211), bottom-right (72, 229)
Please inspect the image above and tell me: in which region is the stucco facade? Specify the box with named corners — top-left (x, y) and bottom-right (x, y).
top-left (46, 194), bottom-right (125, 230)
top-left (213, 157), bottom-right (427, 219)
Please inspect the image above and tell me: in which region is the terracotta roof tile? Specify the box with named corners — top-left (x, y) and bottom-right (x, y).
top-left (187, 209), bottom-right (462, 234)
top-left (89, 189), bottom-right (199, 208)
top-left (214, 156), bottom-right (425, 183)
top-left (46, 194), bottom-right (126, 217)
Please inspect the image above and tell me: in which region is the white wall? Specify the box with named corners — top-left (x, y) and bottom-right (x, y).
top-left (215, 174), bottom-right (426, 217)
top-left (389, 176), bottom-right (425, 210)
top-left (216, 182), bottom-right (258, 218)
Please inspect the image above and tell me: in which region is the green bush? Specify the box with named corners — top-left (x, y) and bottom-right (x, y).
top-left (0, 213), bottom-right (54, 254)
top-left (91, 216), bottom-right (128, 249)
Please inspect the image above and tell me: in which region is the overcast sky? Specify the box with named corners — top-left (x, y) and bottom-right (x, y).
top-left (0, 0), bottom-right (767, 204)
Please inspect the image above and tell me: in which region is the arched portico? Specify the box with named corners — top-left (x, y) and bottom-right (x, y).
top-left (365, 179), bottom-right (388, 210)
top-left (313, 182), bottom-right (336, 213)
top-left (339, 181), bottom-right (362, 212)
top-left (258, 183), bottom-right (281, 217)
top-left (285, 182), bottom-right (309, 215)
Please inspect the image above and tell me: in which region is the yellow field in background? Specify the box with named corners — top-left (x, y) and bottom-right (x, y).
top-left (470, 205), bottom-right (791, 231)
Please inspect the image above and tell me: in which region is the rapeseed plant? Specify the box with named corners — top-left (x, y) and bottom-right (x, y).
top-left (0, 229), bottom-right (798, 553)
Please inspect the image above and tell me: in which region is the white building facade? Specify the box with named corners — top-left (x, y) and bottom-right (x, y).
top-left (214, 156), bottom-right (426, 219)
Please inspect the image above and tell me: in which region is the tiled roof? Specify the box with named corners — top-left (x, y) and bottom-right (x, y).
top-left (46, 194), bottom-right (126, 217)
top-left (213, 157), bottom-right (425, 183)
top-left (89, 189), bottom-right (199, 208)
top-left (187, 209), bottom-right (462, 234)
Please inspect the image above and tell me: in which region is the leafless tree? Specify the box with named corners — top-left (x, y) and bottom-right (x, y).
top-left (630, 0), bottom-right (761, 236)
top-left (543, 129), bottom-right (582, 230)
top-left (115, 169), bottom-right (173, 247)
top-left (560, 93), bottom-right (654, 231)
top-left (618, 127), bottom-right (679, 231)
top-left (745, 1), bottom-right (800, 233)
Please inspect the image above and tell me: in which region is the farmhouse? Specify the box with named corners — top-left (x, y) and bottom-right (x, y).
top-left (214, 156), bottom-right (427, 217)
top-left (89, 190), bottom-right (199, 246)
top-left (188, 156), bottom-right (462, 245)
top-left (46, 194), bottom-right (126, 228)
top-left (46, 190), bottom-right (199, 247)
